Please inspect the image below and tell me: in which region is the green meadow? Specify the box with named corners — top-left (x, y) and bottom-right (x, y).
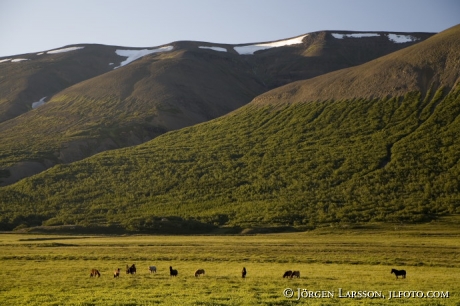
top-left (1, 220), bottom-right (459, 305)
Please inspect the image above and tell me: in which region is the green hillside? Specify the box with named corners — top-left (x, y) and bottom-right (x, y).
top-left (0, 26), bottom-right (458, 233)
top-left (1, 83), bottom-right (459, 232)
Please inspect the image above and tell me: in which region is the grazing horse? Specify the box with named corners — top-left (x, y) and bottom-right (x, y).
top-left (283, 270), bottom-right (293, 278)
top-left (126, 264), bottom-right (136, 274)
top-left (169, 266), bottom-right (178, 277)
top-left (114, 268), bottom-right (120, 278)
top-left (391, 269), bottom-right (406, 279)
top-left (242, 267), bottom-right (247, 278)
top-left (148, 266), bottom-right (157, 273)
top-left (291, 271), bottom-right (300, 278)
top-left (90, 269), bottom-right (101, 277)
top-left (195, 269), bottom-right (205, 277)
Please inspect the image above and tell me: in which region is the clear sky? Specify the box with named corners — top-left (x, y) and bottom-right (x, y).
top-left (0, 0), bottom-right (459, 57)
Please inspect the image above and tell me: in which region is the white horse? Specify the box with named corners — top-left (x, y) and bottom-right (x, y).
top-left (148, 266), bottom-right (157, 273)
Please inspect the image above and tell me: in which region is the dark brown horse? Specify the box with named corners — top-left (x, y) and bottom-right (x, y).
top-left (391, 269), bottom-right (406, 279)
top-left (90, 269), bottom-right (101, 277)
top-left (126, 264), bottom-right (136, 274)
top-left (194, 269), bottom-right (205, 277)
top-left (242, 267), bottom-right (247, 278)
top-left (291, 271), bottom-right (300, 278)
top-left (169, 266), bottom-right (178, 277)
top-left (283, 270), bottom-right (293, 278)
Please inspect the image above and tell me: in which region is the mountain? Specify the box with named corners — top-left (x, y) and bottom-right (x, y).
top-left (0, 30), bottom-right (434, 185)
top-left (0, 25), bottom-right (458, 233)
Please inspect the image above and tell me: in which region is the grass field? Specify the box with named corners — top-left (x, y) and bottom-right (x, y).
top-left (1, 220), bottom-right (459, 305)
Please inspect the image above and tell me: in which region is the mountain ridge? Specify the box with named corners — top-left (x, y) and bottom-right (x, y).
top-left (253, 25), bottom-right (460, 106)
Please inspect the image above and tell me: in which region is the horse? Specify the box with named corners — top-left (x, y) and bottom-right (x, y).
top-left (126, 264), bottom-right (136, 274)
top-left (194, 269), bottom-right (205, 277)
top-left (283, 270), bottom-right (293, 278)
top-left (391, 269), bottom-right (406, 279)
top-left (148, 266), bottom-right (157, 273)
top-left (90, 269), bottom-right (101, 277)
top-left (291, 271), bottom-right (300, 278)
top-left (242, 267), bottom-right (247, 278)
top-left (169, 266), bottom-right (178, 277)
top-left (114, 268), bottom-right (120, 278)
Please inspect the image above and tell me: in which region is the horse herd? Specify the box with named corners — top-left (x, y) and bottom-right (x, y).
top-left (90, 264), bottom-right (198, 278)
top-left (91, 266), bottom-right (407, 280)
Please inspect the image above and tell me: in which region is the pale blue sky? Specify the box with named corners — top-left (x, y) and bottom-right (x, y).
top-left (0, 0), bottom-right (459, 57)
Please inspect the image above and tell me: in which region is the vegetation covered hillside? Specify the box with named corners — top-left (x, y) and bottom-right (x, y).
top-left (1, 83), bottom-right (459, 232)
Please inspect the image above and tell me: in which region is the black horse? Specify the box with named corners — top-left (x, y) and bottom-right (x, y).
top-left (126, 264), bottom-right (136, 274)
top-left (170, 266), bottom-right (178, 277)
top-left (242, 267), bottom-right (247, 278)
top-left (391, 268), bottom-right (406, 279)
top-left (283, 270), bottom-right (293, 278)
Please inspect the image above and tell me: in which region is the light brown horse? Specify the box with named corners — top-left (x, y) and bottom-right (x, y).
top-left (90, 269), bottom-right (101, 277)
top-left (194, 269), bottom-right (205, 277)
top-left (114, 268), bottom-right (120, 278)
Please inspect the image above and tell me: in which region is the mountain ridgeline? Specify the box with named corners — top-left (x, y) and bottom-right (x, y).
top-left (1, 25), bottom-right (459, 233)
top-left (0, 30), bottom-right (434, 185)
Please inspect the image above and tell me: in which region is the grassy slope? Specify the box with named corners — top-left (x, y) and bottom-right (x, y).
top-left (0, 83), bottom-right (459, 231)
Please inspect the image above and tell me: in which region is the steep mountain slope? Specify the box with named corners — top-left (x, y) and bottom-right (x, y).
top-left (0, 31), bottom-right (433, 185)
top-left (254, 25), bottom-right (460, 104)
top-left (0, 25), bottom-right (458, 232)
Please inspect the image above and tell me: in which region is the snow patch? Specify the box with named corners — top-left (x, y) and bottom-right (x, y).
top-left (199, 46), bottom-right (227, 52)
top-left (114, 45), bottom-right (173, 69)
top-left (32, 97), bottom-right (47, 109)
top-left (0, 58), bottom-right (29, 63)
top-left (47, 46), bottom-right (84, 54)
top-left (37, 52), bottom-right (44, 55)
top-left (387, 34), bottom-right (419, 43)
top-left (332, 33), bottom-right (380, 39)
top-left (234, 35), bottom-right (307, 55)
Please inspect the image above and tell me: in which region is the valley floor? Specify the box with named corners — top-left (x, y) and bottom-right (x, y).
top-left (0, 219), bottom-right (459, 305)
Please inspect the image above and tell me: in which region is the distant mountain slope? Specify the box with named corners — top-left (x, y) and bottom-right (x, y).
top-left (0, 44), bottom-right (122, 123)
top-left (254, 25), bottom-right (460, 105)
top-left (0, 30), bottom-right (434, 185)
top-left (0, 26), bottom-right (458, 232)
